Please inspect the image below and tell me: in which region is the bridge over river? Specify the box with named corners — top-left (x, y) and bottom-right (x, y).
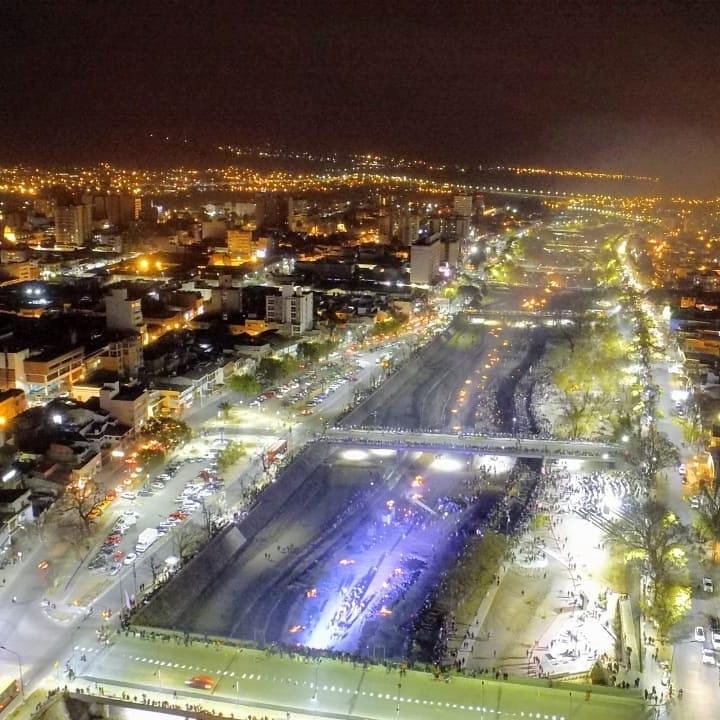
top-left (326, 428), bottom-right (625, 464)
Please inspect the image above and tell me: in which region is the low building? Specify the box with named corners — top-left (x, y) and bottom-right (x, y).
top-left (154, 356), bottom-right (232, 415)
top-left (22, 346), bottom-right (86, 397)
top-left (0, 388), bottom-right (26, 428)
top-left (0, 488), bottom-right (31, 556)
top-left (153, 378), bottom-right (195, 416)
top-left (99, 382), bottom-right (150, 432)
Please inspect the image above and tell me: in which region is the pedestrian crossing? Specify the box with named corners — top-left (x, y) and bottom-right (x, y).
top-left (118, 653), bottom-right (565, 716)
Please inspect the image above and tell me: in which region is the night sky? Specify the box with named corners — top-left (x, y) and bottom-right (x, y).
top-left (4, 0), bottom-right (720, 192)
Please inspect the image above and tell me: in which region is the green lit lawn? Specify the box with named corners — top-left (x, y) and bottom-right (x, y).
top-left (83, 636), bottom-right (646, 720)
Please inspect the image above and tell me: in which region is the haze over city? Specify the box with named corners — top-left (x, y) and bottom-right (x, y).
top-left (4, 0), bottom-right (720, 193)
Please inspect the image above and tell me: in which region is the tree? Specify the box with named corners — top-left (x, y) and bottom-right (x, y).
top-left (554, 389), bottom-right (601, 439)
top-left (651, 581), bottom-right (692, 640)
top-left (172, 522), bottom-right (205, 562)
top-left (675, 415), bottom-right (706, 449)
top-left (258, 355), bottom-right (299, 383)
top-left (217, 440), bottom-right (246, 472)
top-left (297, 340), bottom-right (337, 364)
top-left (589, 660), bottom-right (608, 685)
top-left (604, 500), bottom-right (687, 589)
top-left (604, 499), bottom-right (689, 633)
top-left (228, 373), bottom-right (260, 397)
top-left (142, 416), bottom-right (191, 450)
top-left (218, 400), bottom-right (232, 420)
top-left (59, 481), bottom-right (106, 534)
top-left (258, 357), bottom-right (284, 383)
top-left (696, 479), bottom-right (720, 561)
top-left (136, 443), bottom-right (165, 470)
top-left (638, 426), bottom-right (679, 489)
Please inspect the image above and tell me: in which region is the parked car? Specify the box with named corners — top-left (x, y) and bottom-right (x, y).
top-left (695, 626), bottom-right (706, 642)
top-left (702, 648), bottom-right (716, 665)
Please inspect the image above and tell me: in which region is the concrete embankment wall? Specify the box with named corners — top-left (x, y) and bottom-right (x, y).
top-left (133, 442), bottom-right (329, 630)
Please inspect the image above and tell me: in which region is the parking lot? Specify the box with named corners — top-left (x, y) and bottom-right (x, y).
top-left (86, 452), bottom-right (227, 582)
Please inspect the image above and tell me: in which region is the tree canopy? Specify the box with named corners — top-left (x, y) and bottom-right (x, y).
top-left (142, 416), bottom-right (191, 450)
top-left (228, 373), bottom-right (261, 397)
top-left (604, 499), bottom-right (690, 636)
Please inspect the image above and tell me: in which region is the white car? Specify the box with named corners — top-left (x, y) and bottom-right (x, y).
top-left (121, 491), bottom-right (137, 501)
top-left (695, 626), bottom-right (706, 642)
top-left (702, 648), bottom-right (716, 665)
top-left (712, 631), bottom-right (720, 651)
top-left (123, 552), bottom-right (138, 565)
top-left (679, 463), bottom-right (687, 476)
top-left (704, 577), bottom-right (714, 593)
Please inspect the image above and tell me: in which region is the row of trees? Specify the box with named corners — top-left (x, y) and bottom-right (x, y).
top-left (227, 337), bottom-right (345, 396)
top-left (605, 499), bottom-right (691, 637)
top-left (548, 318), bottom-right (635, 439)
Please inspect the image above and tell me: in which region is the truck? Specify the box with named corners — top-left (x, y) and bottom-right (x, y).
top-left (136, 527), bottom-right (159, 553)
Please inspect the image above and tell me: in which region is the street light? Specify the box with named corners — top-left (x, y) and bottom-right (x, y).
top-left (0, 645), bottom-right (24, 700)
top-left (311, 661), bottom-right (319, 701)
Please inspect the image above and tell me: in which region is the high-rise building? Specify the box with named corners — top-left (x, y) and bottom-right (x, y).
top-left (453, 195), bottom-right (473, 219)
top-left (54, 204), bottom-right (92, 245)
top-left (101, 334), bottom-right (143, 379)
top-left (265, 286), bottom-right (313, 335)
top-left (410, 235), bottom-right (445, 285)
top-left (105, 288), bottom-right (144, 333)
top-left (209, 274), bottom-right (243, 317)
top-left (398, 211), bottom-right (421, 246)
top-left (255, 193), bottom-right (288, 229)
top-left (227, 229), bottom-right (254, 258)
top-left (81, 193), bottom-right (136, 226)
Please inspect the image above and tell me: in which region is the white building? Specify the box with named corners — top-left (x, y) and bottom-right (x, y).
top-left (105, 287), bottom-right (144, 334)
top-left (410, 236), bottom-right (444, 285)
top-left (265, 286), bottom-right (314, 335)
top-left (398, 212), bottom-right (421, 246)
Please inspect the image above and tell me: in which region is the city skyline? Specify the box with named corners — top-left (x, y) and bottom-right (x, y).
top-left (4, 0), bottom-right (720, 193)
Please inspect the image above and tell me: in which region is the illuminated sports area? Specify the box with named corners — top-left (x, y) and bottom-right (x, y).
top-left (135, 441), bottom-right (515, 660)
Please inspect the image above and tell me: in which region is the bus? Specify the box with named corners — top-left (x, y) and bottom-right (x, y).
top-left (265, 439), bottom-right (288, 464)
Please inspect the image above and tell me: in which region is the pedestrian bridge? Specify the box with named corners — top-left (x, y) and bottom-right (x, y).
top-left (326, 428), bottom-right (625, 464)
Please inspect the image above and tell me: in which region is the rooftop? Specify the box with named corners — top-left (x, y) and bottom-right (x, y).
top-left (112, 384), bottom-right (147, 402)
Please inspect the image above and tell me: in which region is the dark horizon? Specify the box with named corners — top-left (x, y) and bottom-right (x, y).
top-left (4, 0), bottom-right (720, 194)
